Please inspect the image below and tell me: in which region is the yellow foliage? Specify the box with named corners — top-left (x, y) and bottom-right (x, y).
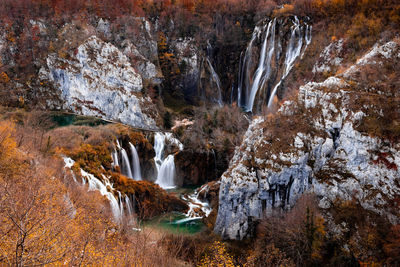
top-left (0, 120), bottom-right (19, 174)
top-left (198, 241), bottom-right (235, 267)
top-left (0, 71), bottom-right (10, 83)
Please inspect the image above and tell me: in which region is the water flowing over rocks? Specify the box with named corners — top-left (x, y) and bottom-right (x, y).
top-left (215, 40), bottom-right (400, 240)
top-left (237, 16), bottom-right (312, 113)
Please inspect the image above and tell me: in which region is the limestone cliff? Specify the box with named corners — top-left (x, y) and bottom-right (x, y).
top-left (215, 39), bottom-right (400, 240)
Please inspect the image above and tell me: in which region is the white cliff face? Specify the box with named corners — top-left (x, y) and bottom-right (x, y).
top-left (312, 39), bottom-right (344, 74)
top-left (215, 40), bottom-right (400, 240)
top-left (41, 36), bottom-right (158, 129)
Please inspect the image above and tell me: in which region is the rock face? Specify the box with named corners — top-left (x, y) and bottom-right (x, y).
top-left (171, 38), bottom-right (201, 101)
top-left (115, 17), bottom-right (163, 86)
top-left (214, 39), bottom-right (400, 240)
top-left (40, 36), bottom-right (159, 129)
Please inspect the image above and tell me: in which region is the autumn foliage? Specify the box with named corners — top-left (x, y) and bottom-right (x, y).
top-left (0, 117), bottom-right (184, 266)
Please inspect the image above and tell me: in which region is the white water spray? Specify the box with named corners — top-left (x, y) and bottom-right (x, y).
top-left (153, 132), bottom-right (183, 189)
top-left (120, 148), bottom-right (133, 179)
top-left (237, 17), bottom-right (312, 112)
top-left (206, 58), bottom-right (223, 106)
top-left (129, 142), bottom-right (142, 180)
top-left (156, 154), bottom-right (176, 189)
top-left (246, 19), bottom-right (276, 112)
top-left (267, 16), bottom-right (303, 108)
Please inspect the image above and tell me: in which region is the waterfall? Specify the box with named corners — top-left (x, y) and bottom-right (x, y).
top-left (64, 157), bottom-right (136, 223)
top-left (81, 169), bottom-right (122, 222)
top-left (129, 142), bottom-right (142, 180)
top-left (112, 140), bottom-right (142, 180)
top-left (120, 148), bottom-right (133, 179)
top-left (154, 132), bottom-right (165, 172)
top-left (125, 195), bottom-right (133, 216)
top-left (111, 149), bottom-right (119, 167)
top-left (155, 154), bottom-right (176, 189)
top-left (246, 19), bottom-right (276, 112)
top-left (238, 26), bottom-right (262, 107)
top-left (267, 16), bottom-right (303, 108)
top-left (237, 16), bottom-right (312, 112)
top-left (301, 24), bottom-right (312, 59)
top-left (182, 189), bottom-right (212, 218)
top-left (206, 58), bottom-right (223, 106)
top-left (153, 132), bottom-right (183, 189)
top-left (118, 191), bottom-right (124, 218)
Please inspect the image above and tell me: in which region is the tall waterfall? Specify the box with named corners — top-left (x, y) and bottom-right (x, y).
top-left (237, 16), bottom-right (312, 113)
top-left (154, 132), bottom-right (183, 189)
top-left (112, 140), bottom-right (142, 180)
top-left (246, 19), bottom-right (276, 112)
top-left (204, 41), bottom-right (223, 106)
top-left (206, 58), bottom-right (223, 106)
top-left (129, 142), bottom-right (142, 180)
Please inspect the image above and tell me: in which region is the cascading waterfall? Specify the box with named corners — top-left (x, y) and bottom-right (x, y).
top-left (118, 191), bottom-right (124, 218)
top-left (112, 140), bottom-right (142, 180)
top-left (237, 26), bottom-right (262, 107)
top-left (120, 148), bottom-right (133, 179)
top-left (204, 41), bottom-right (223, 106)
top-left (156, 154), bottom-right (176, 189)
top-left (82, 168), bottom-right (122, 221)
top-left (237, 16), bottom-right (312, 112)
top-left (111, 149), bottom-right (119, 167)
top-left (301, 24), bottom-right (312, 59)
top-left (246, 19), bottom-right (276, 112)
top-left (64, 157), bottom-right (134, 223)
top-left (154, 132), bottom-right (165, 172)
top-left (267, 16), bottom-right (303, 108)
top-left (206, 58), bottom-right (223, 107)
top-left (154, 132), bottom-right (183, 189)
top-left (129, 142), bottom-right (142, 180)
top-left (125, 195), bottom-right (133, 216)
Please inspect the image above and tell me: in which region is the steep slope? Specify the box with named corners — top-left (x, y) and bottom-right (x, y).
top-left (215, 39), bottom-right (400, 240)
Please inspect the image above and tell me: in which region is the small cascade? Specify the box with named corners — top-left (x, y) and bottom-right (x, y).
top-left (125, 195), bottom-right (133, 216)
top-left (111, 140), bottom-right (142, 180)
top-left (182, 187), bottom-right (212, 219)
top-left (154, 132), bottom-right (165, 172)
top-left (111, 149), bottom-right (119, 167)
top-left (82, 169), bottom-right (122, 222)
top-left (64, 157), bottom-right (134, 223)
top-left (237, 16), bottom-right (312, 113)
top-left (203, 41), bottom-right (223, 106)
top-left (118, 191), bottom-right (124, 218)
top-left (156, 154), bottom-right (176, 189)
top-left (120, 148), bottom-right (133, 179)
top-left (153, 132), bottom-right (184, 189)
top-left (129, 142), bottom-right (142, 180)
